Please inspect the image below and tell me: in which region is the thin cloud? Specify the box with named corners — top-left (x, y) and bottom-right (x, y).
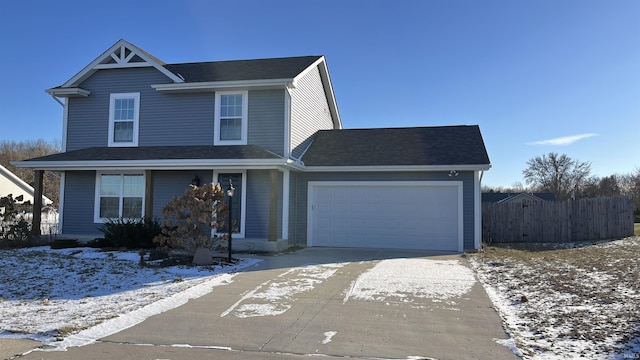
top-left (528, 133), bottom-right (598, 146)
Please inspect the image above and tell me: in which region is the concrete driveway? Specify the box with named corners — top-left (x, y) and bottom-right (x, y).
top-left (15, 248), bottom-right (517, 360)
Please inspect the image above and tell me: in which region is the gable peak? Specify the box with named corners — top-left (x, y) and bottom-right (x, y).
top-left (60, 39), bottom-right (183, 88)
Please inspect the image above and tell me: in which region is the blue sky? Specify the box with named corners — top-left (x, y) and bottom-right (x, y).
top-left (1, 0), bottom-right (638, 187)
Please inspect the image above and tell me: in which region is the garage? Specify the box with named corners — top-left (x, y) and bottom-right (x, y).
top-left (307, 181), bottom-right (463, 251)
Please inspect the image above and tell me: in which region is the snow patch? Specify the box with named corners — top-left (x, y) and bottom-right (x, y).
top-left (221, 263), bottom-right (345, 318)
top-left (322, 331), bottom-right (337, 344)
top-left (0, 247), bottom-right (261, 350)
top-left (345, 258), bottom-right (475, 304)
top-left (495, 337), bottom-right (524, 357)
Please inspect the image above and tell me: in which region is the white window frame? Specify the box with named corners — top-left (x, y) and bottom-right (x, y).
top-left (214, 91), bottom-right (248, 145)
top-left (108, 92), bottom-right (140, 147)
top-left (94, 171), bottom-right (145, 223)
top-left (212, 170), bottom-right (247, 238)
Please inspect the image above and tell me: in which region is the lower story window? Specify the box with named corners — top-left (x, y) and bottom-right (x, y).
top-left (96, 173), bottom-right (144, 220)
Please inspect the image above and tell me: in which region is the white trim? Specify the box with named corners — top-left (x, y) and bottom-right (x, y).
top-left (45, 88), bottom-right (90, 97)
top-left (214, 91), bottom-right (248, 146)
top-left (213, 170), bottom-right (247, 239)
top-left (307, 181), bottom-right (464, 252)
top-left (474, 171), bottom-right (482, 250)
top-left (12, 159), bottom-right (291, 171)
top-left (284, 88), bottom-right (292, 159)
top-left (290, 56), bottom-right (341, 129)
top-left (108, 93), bottom-right (140, 147)
top-left (62, 39), bottom-right (183, 88)
top-left (58, 172), bottom-right (65, 233)
top-left (292, 56), bottom-right (325, 85)
top-left (94, 62), bottom-right (154, 69)
top-left (152, 79), bottom-right (293, 92)
top-left (281, 170), bottom-right (290, 240)
top-left (93, 171), bottom-right (146, 223)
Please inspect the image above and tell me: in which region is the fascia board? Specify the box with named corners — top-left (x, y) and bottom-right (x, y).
top-left (61, 39), bottom-right (183, 88)
top-left (12, 158), bottom-right (289, 170)
top-left (45, 87), bottom-right (90, 97)
top-left (151, 78), bottom-right (294, 92)
top-left (302, 164), bottom-right (492, 172)
top-left (291, 56), bottom-right (342, 129)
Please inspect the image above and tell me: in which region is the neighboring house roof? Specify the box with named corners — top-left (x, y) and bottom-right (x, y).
top-left (301, 125), bottom-right (491, 169)
top-left (482, 192), bottom-right (556, 203)
top-left (0, 164), bottom-right (53, 205)
top-left (16, 145), bottom-right (287, 170)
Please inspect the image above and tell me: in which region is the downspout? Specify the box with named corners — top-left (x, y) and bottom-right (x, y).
top-left (50, 94), bottom-right (64, 107)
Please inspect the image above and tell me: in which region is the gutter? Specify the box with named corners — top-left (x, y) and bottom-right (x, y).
top-left (151, 78), bottom-right (295, 92)
top-left (302, 164), bottom-right (492, 172)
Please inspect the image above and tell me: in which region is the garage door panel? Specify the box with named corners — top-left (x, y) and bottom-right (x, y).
top-left (310, 183), bottom-right (461, 251)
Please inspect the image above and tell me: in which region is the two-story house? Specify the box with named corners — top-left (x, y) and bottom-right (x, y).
top-left (16, 39), bottom-right (491, 252)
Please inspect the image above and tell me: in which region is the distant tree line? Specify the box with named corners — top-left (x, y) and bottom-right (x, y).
top-left (483, 152), bottom-right (640, 213)
top-left (0, 139), bottom-right (61, 207)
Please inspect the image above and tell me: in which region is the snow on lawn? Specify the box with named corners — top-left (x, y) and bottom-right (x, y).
top-left (0, 246), bottom-right (260, 349)
top-left (344, 258), bottom-right (476, 307)
top-left (468, 236), bottom-right (640, 360)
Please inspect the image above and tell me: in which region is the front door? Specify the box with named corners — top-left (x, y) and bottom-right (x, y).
top-left (217, 173), bottom-right (242, 235)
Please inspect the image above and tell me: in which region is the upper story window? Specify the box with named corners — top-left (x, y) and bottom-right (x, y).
top-left (214, 91), bottom-right (248, 145)
top-left (109, 93), bottom-right (140, 147)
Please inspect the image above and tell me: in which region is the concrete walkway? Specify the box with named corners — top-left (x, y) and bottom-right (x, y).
top-left (9, 248), bottom-right (517, 360)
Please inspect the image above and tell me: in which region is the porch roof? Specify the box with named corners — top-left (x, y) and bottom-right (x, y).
top-left (13, 145), bottom-right (289, 170)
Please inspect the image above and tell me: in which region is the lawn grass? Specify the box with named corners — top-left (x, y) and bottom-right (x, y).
top-left (469, 236), bottom-right (640, 358)
top-left (635, 223), bottom-right (640, 235)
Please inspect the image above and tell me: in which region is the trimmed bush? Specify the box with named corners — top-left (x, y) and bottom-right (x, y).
top-left (98, 217), bottom-right (162, 249)
top-left (49, 239), bottom-right (80, 249)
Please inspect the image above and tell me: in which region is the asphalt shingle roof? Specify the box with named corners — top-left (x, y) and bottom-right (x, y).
top-left (23, 145), bottom-right (283, 162)
top-left (163, 56), bottom-right (323, 83)
top-left (301, 125), bottom-right (490, 167)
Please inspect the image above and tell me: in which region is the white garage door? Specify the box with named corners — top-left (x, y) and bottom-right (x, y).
top-left (308, 182), bottom-right (463, 251)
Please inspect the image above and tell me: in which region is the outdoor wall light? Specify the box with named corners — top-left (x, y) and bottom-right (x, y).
top-left (449, 170), bottom-right (459, 177)
top-left (191, 175), bottom-right (200, 187)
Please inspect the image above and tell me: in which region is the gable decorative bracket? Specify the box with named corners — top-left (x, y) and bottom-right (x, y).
top-left (59, 39), bottom-right (184, 89)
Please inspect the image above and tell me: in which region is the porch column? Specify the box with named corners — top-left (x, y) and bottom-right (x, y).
top-left (268, 169), bottom-right (279, 241)
top-left (31, 170), bottom-right (44, 236)
top-left (144, 170), bottom-right (154, 218)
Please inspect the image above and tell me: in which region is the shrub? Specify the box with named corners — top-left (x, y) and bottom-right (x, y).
top-left (98, 217), bottom-right (162, 249)
top-left (153, 183), bottom-right (228, 253)
top-left (0, 194), bottom-right (32, 243)
top-left (49, 239), bottom-right (80, 249)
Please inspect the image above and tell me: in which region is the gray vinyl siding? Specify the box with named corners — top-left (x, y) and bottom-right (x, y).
top-left (290, 66), bottom-right (335, 158)
top-left (67, 68), bottom-right (286, 152)
top-left (289, 171), bottom-right (476, 250)
top-left (67, 68), bottom-right (213, 150)
top-left (247, 90), bottom-right (285, 156)
top-left (60, 169), bottom-right (283, 240)
top-left (151, 171), bottom-right (214, 217)
top-left (245, 170), bottom-right (282, 239)
top-left (152, 170), bottom-right (281, 239)
top-left (61, 171), bottom-right (101, 235)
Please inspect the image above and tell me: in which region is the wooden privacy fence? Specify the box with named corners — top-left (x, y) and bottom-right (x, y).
top-left (482, 196), bottom-right (634, 243)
